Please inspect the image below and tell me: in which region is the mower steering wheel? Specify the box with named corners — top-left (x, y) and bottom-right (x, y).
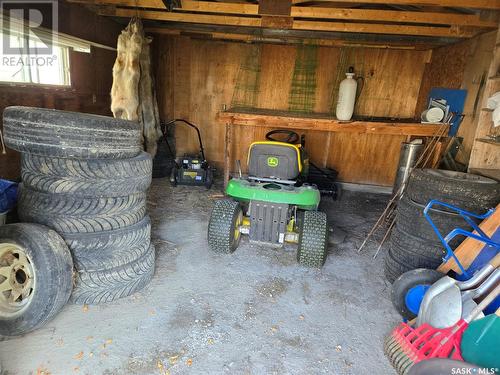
top-left (266, 130), bottom-right (300, 144)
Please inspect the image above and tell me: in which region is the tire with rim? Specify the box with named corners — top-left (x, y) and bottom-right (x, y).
top-left (406, 169), bottom-right (499, 213)
top-left (396, 194), bottom-right (475, 247)
top-left (391, 268), bottom-right (442, 320)
top-left (208, 200), bottom-right (243, 254)
top-left (18, 185), bottom-right (146, 234)
top-left (297, 210), bottom-right (328, 268)
top-left (71, 244), bottom-right (155, 305)
top-left (21, 152), bottom-right (152, 197)
top-left (64, 216), bottom-right (151, 271)
top-left (3, 106), bottom-right (141, 159)
top-left (0, 223), bottom-right (73, 336)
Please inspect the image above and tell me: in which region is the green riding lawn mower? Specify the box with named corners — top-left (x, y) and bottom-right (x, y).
top-left (207, 130), bottom-right (332, 268)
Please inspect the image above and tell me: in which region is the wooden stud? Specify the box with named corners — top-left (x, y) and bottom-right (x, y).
top-left (98, 7), bottom-right (478, 38)
top-left (291, 0), bottom-right (500, 11)
top-left (258, 0), bottom-right (292, 16)
top-left (260, 16), bottom-right (293, 29)
top-left (146, 27), bottom-right (440, 49)
top-left (71, 0), bottom-right (498, 28)
top-left (293, 20), bottom-right (476, 38)
top-left (100, 8), bottom-right (262, 27)
top-left (291, 6), bottom-right (498, 28)
top-left (224, 121), bottom-right (232, 187)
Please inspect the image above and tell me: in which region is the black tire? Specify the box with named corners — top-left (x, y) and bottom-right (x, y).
top-left (384, 249), bottom-right (412, 283)
top-left (18, 185), bottom-right (146, 234)
top-left (64, 216), bottom-right (151, 271)
top-left (297, 210), bottom-right (328, 268)
top-left (71, 243), bottom-right (155, 305)
top-left (390, 224), bottom-right (446, 268)
top-left (396, 195), bottom-right (473, 247)
top-left (208, 200), bottom-right (242, 254)
top-left (21, 152), bottom-right (152, 197)
top-left (3, 106), bottom-right (141, 159)
top-left (391, 268), bottom-right (442, 320)
top-left (406, 169), bottom-right (499, 213)
top-left (0, 223), bottom-right (73, 336)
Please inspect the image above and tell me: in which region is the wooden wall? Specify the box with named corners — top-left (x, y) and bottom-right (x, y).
top-left (154, 36), bottom-right (432, 186)
top-left (0, 1), bottom-right (122, 180)
top-left (415, 31), bottom-right (497, 166)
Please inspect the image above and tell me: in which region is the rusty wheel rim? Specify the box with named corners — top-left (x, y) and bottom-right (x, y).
top-left (234, 211), bottom-right (243, 243)
top-left (0, 243), bottom-right (35, 317)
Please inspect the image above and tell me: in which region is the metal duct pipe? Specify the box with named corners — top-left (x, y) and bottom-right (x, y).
top-left (393, 141), bottom-right (424, 196)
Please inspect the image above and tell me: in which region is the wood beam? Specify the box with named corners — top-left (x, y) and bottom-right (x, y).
top-left (292, 20), bottom-right (476, 38)
top-left (146, 26), bottom-right (434, 49)
top-left (259, 0), bottom-right (292, 16)
top-left (68, 0), bottom-right (499, 28)
top-left (179, 0), bottom-right (258, 15)
top-left (68, 0), bottom-right (260, 13)
top-left (99, 7), bottom-right (262, 27)
top-left (66, 0), bottom-right (166, 7)
top-left (99, 7), bottom-right (477, 38)
top-left (291, 6), bottom-right (498, 28)
top-left (291, 0), bottom-right (500, 10)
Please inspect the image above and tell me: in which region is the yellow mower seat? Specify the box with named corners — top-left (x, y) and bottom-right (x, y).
top-left (247, 141), bottom-right (302, 181)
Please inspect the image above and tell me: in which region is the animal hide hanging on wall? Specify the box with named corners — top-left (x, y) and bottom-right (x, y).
top-left (110, 17), bottom-right (162, 157)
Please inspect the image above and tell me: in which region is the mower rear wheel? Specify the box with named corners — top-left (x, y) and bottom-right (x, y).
top-left (297, 211), bottom-right (328, 268)
top-left (208, 200), bottom-right (243, 254)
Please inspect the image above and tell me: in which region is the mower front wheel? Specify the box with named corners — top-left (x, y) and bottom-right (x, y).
top-left (208, 200), bottom-right (243, 254)
top-left (297, 211), bottom-right (328, 268)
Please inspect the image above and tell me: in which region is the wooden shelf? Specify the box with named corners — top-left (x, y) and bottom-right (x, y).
top-left (218, 108), bottom-right (448, 137)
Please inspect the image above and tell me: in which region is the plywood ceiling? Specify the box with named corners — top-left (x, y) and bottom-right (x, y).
top-left (68, 0), bottom-right (499, 47)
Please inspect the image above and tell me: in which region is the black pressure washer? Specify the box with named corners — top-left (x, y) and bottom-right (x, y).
top-left (162, 119), bottom-right (214, 189)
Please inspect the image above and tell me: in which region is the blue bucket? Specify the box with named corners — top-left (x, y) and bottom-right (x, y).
top-left (0, 179), bottom-right (18, 213)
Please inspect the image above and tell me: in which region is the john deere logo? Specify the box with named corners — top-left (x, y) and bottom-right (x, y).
top-left (267, 157), bottom-right (279, 167)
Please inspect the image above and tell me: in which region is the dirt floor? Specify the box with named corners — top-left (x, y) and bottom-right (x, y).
top-left (0, 178), bottom-right (400, 375)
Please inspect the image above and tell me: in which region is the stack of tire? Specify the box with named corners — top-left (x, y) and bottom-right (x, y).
top-left (385, 169), bottom-right (499, 283)
top-left (3, 106), bottom-right (155, 304)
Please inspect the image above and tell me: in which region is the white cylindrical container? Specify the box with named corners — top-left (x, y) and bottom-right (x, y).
top-left (336, 72), bottom-right (357, 121)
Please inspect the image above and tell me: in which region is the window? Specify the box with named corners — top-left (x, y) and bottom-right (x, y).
top-left (0, 32), bottom-right (71, 86)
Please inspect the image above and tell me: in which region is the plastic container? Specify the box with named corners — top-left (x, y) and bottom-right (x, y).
top-left (336, 72), bottom-right (358, 121)
top-left (461, 312), bottom-right (500, 369)
top-left (421, 107), bottom-right (445, 123)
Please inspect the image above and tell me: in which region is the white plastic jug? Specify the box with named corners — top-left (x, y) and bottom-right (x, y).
top-left (336, 72), bottom-right (357, 121)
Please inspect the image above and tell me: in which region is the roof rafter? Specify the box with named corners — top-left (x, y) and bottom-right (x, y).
top-left (97, 7), bottom-right (478, 37)
top-left (68, 0), bottom-right (498, 28)
top-left (291, 0), bottom-right (500, 10)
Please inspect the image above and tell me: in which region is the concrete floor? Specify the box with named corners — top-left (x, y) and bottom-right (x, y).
top-left (0, 178), bottom-right (400, 375)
